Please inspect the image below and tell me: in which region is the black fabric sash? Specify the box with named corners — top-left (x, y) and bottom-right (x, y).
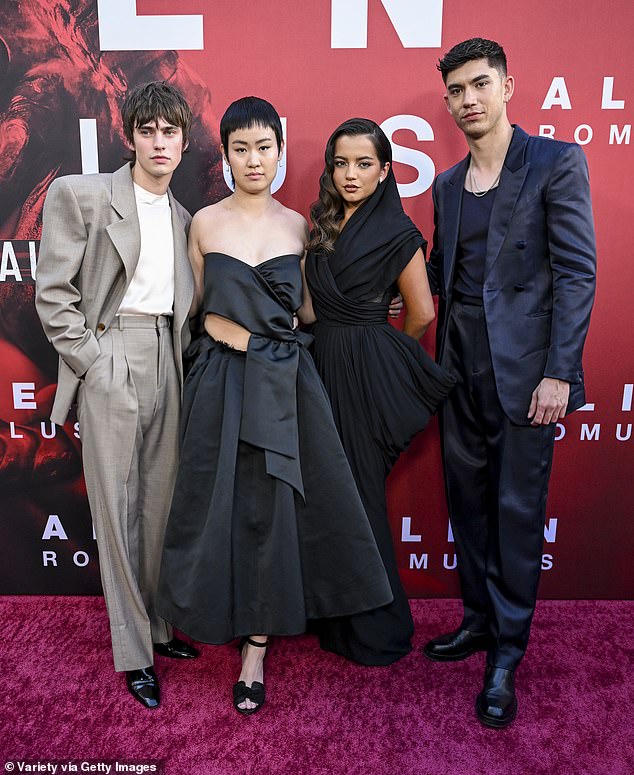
top-left (199, 252), bottom-right (312, 499)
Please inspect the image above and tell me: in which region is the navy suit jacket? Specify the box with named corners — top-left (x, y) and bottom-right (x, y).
top-left (428, 126), bottom-right (596, 425)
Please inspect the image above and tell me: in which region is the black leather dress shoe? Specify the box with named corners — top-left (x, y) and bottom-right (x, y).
top-left (125, 667), bottom-right (160, 709)
top-left (476, 666), bottom-right (518, 728)
top-left (423, 628), bottom-right (491, 661)
top-left (153, 637), bottom-right (199, 659)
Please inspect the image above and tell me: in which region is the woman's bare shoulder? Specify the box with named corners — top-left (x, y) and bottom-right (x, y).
top-left (275, 202), bottom-right (309, 239)
top-left (193, 197), bottom-right (231, 223)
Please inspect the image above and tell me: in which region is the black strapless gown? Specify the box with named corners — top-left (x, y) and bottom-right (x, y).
top-left (306, 252), bottom-right (455, 665)
top-left (157, 253), bottom-right (392, 644)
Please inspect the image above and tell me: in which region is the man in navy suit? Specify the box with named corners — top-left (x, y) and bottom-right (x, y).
top-left (424, 38), bottom-right (596, 728)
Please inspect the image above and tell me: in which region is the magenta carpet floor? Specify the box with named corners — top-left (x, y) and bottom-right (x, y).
top-left (1, 597), bottom-right (633, 775)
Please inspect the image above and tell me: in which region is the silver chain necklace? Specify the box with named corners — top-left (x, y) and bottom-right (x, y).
top-left (469, 163), bottom-right (502, 197)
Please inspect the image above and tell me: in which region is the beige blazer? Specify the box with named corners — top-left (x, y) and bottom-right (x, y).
top-left (35, 163), bottom-right (194, 425)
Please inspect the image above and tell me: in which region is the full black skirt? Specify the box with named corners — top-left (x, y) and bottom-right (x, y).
top-left (310, 322), bottom-right (454, 665)
top-left (157, 337), bottom-right (393, 644)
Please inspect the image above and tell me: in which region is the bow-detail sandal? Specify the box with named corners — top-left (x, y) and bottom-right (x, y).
top-left (232, 636), bottom-right (269, 715)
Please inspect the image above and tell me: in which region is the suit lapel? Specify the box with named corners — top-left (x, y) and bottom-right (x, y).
top-left (442, 156), bottom-right (470, 293)
top-left (169, 191), bottom-right (194, 336)
top-left (484, 126), bottom-right (531, 277)
top-left (106, 164), bottom-right (141, 282)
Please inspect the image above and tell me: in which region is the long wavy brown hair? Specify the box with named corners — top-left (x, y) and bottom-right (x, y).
top-left (307, 118), bottom-right (392, 254)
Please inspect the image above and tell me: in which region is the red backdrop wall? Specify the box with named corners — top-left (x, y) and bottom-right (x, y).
top-left (1, 0), bottom-right (632, 598)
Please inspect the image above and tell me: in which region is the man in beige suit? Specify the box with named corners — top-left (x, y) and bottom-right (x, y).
top-left (36, 82), bottom-right (198, 709)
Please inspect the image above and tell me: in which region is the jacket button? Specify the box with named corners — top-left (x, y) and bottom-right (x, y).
top-left (516, 240), bottom-right (527, 249)
top-left (514, 284), bottom-right (525, 292)
top-left (97, 323), bottom-right (106, 331)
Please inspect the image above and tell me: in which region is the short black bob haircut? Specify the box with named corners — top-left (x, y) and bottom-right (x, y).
top-left (437, 38), bottom-right (507, 83)
top-left (220, 96), bottom-right (283, 152)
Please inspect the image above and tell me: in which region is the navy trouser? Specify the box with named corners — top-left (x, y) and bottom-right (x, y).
top-left (440, 299), bottom-right (556, 670)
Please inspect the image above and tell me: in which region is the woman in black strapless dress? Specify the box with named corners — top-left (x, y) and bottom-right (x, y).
top-left (157, 100), bottom-right (392, 715)
top-left (305, 119), bottom-right (454, 666)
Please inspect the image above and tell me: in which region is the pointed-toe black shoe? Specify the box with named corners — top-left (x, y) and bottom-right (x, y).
top-left (153, 637), bottom-right (199, 659)
top-left (125, 667), bottom-right (160, 709)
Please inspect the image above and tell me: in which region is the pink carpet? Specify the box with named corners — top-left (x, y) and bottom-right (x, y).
top-left (1, 597), bottom-right (632, 775)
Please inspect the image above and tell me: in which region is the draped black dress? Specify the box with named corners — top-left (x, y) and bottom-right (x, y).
top-left (157, 252), bottom-right (393, 644)
top-left (305, 172), bottom-right (454, 665)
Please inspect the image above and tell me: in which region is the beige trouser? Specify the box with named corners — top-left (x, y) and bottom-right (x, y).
top-left (77, 315), bottom-right (180, 672)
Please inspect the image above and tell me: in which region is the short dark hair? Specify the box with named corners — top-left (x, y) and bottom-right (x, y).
top-left (437, 38), bottom-right (507, 83)
top-left (121, 81), bottom-right (192, 151)
top-left (220, 96), bottom-right (283, 152)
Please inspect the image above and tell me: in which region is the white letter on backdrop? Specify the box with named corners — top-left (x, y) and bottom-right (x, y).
top-left (331, 0), bottom-right (443, 48)
top-left (97, 0), bottom-right (203, 51)
top-left (541, 77), bottom-right (572, 110)
top-left (601, 77), bottom-right (625, 109)
top-left (381, 115), bottom-right (435, 198)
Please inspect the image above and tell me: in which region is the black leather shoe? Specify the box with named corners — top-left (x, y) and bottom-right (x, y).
top-left (476, 666), bottom-right (517, 728)
top-left (153, 637), bottom-right (199, 659)
top-left (423, 628), bottom-right (491, 661)
top-left (125, 667), bottom-right (160, 709)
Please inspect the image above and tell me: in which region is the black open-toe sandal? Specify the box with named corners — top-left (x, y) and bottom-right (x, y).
top-left (233, 637), bottom-right (268, 716)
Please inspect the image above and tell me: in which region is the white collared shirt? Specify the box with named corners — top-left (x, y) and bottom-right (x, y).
top-left (117, 183), bottom-right (175, 315)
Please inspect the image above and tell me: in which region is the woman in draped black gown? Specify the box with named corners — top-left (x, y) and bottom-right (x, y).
top-left (304, 119), bottom-right (454, 666)
top-left (157, 100), bottom-right (392, 714)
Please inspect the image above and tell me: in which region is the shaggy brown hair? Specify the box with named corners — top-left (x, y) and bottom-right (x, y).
top-left (121, 81), bottom-right (192, 161)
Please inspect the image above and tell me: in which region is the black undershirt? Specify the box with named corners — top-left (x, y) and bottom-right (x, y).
top-left (453, 187), bottom-right (497, 299)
